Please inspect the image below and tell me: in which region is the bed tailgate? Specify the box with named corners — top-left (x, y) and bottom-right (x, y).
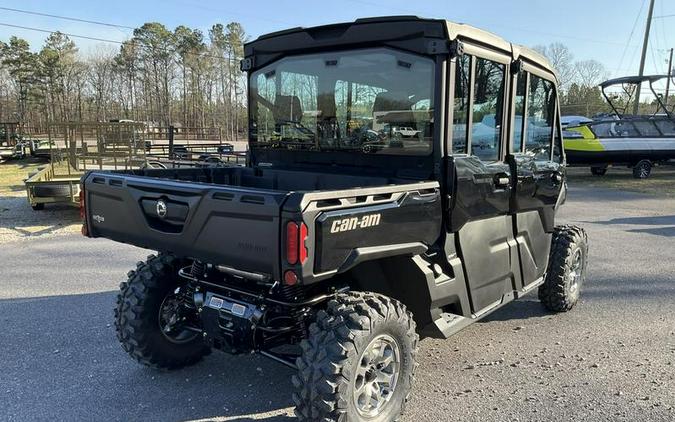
top-left (83, 172), bottom-right (288, 279)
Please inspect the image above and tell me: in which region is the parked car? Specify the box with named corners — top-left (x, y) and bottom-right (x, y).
top-left (392, 126), bottom-right (421, 138)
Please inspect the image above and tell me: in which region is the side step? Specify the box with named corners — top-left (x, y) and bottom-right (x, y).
top-left (424, 276), bottom-right (545, 339)
top-left (422, 312), bottom-right (473, 338)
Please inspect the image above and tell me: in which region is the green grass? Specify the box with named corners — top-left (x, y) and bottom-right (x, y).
top-left (567, 165), bottom-right (675, 197)
top-left (0, 158), bottom-right (48, 197)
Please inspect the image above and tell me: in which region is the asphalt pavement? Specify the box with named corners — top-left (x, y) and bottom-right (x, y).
top-left (1, 185), bottom-right (674, 421)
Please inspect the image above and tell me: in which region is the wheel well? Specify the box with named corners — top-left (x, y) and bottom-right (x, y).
top-left (335, 255), bottom-right (468, 331)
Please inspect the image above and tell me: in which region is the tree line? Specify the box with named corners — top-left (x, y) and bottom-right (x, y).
top-left (0, 21), bottom-right (247, 140)
top-left (2, 28), bottom-right (671, 139)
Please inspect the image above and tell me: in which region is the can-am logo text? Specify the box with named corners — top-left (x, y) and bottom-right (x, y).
top-left (330, 214), bottom-right (381, 233)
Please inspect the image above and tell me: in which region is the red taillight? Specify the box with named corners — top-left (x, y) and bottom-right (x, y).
top-left (286, 221), bottom-right (309, 265)
top-left (299, 223), bottom-right (308, 263)
top-left (286, 222), bottom-right (299, 264)
top-left (284, 270), bottom-right (298, 286)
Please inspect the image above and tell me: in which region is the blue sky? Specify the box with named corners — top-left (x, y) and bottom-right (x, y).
top-left (0, 0), bottom-right (673, 78)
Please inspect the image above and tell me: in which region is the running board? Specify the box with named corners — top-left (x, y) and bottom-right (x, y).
top-left (427, 277), bottom-right (543, 339)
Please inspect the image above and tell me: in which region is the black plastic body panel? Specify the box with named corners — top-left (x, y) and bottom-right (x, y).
top-left (244, 17), bottom-right (447, 72)
top-left (85, 172), bottom-right (288, 281)
top-left (313, 190), bottom-right (441, 273)
top-left (84, 167), bottom-right (441, 285)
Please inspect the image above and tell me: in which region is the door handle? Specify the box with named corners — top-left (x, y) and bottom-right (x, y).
top-left (493, 173), bottom-right (511, 188)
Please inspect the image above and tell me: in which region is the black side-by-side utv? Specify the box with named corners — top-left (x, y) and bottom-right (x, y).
top-left (82, 16), bottom-right (588, 422)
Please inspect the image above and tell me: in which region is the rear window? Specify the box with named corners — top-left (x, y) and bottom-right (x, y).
top-left (250, 48), bottom-right (435, 156)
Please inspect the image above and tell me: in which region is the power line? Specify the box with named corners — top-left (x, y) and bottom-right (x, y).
top-left (616, 0), bottom-right (647, 77)
top-left (0, 22), bottom-right (240, 63)
top-left (0, 22), bottom-right (130, 44)
top-left (0, 6), bottom-right (135, 30)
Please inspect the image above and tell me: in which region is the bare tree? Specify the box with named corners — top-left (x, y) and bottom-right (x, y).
top-left (574, 59), bottom-right (609, 88)
top-left (533, 42), bottom-right (575, 92)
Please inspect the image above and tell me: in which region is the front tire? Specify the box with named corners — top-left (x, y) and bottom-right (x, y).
top-left (539, 225), bottom-right (588, 312)
top-left (115, 254), bottom-right (209, 370)
top-left (293, 292), bottom-right (418, 422)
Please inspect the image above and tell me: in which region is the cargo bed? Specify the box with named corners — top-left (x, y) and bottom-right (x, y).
top-left (83, 166), bottom-right (439, 282)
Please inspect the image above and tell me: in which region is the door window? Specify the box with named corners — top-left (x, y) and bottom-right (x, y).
top-left (452, 55), bottom-right (470, 154)
top-left (525, 75), bottom-right (555, 160)
top-left (513, 74), bottom-right (526, 152)
top-left (471, 58), bottom-right (505, 161)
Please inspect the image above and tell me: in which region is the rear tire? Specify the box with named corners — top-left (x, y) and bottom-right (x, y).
top-left (539, 225), bottom-right (588, 312)
top-left (31, 203), bottom-right (45, 211)
top-left (590, 166), bottom-right (607, 176)
top-left (293, 292), bottom-right (418, 422)
top-left (632, 160), bottom-right (652, 179)
top-left (115, 254), bottom-right (209, 370)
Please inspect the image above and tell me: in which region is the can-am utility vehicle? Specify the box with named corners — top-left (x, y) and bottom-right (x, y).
top-left (82, 16), bottom-right (588, 422)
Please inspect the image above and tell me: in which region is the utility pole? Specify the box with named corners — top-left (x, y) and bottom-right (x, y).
top-left (665, 48), bottom-right (674, 108)
top-left (633, 0), bottom-right (656, 115)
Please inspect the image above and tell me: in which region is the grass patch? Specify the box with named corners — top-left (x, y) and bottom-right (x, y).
top-left (0, 158), bottom-right (49, 198)
top-left (567, 165), bottom-right (675, 197)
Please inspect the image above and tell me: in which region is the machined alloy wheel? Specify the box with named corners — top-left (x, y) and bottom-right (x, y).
top-left (293, 292), bottom-right (418, 421)
top-left (353, 334), bottom-right (401, 418)
top-left (567, 248), bottom-right (584, 298)
top-left (539, 225), bottom-right (589, 312)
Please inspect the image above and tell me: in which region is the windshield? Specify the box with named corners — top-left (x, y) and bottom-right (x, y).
top-left (250, 48), bottom-right (435, 156)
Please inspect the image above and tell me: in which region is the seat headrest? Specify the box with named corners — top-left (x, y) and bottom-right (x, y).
top-left (373, 91), bottom-right (414, 112)
top-left (275, 95), bottom-right (303, 122)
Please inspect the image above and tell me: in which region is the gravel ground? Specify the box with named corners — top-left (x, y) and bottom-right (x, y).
top-left (0, 185), bottom-right (674, 421)
top-left (0, 196), bottom-right (80, 243)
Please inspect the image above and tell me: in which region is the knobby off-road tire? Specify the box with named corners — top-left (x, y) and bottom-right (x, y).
top-left (293, 292), bottom-right (419, 422)
top-left (539, 225), bottom-right (589, 312)
top-left (115, 254), bottom-right (209, 370)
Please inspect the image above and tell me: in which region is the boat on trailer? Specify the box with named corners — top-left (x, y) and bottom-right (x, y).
top-left (563, 75), bottom-right (675, 178)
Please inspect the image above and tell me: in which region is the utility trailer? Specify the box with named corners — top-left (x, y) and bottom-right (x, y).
top-left (82, 17), bottom-right (589, 422)
top-left (25, 121), bottom-right (148, 210)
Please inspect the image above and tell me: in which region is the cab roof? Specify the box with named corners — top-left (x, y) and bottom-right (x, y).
top-left (245, 16), bottom-right (557, 81)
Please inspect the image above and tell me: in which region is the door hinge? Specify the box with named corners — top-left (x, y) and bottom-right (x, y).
top-left (449, 40), bottom-right (465, 58)
top-left (510, 59), bottom-right (524, 75)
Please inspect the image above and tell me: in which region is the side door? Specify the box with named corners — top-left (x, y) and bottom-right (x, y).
top-left (507, 64), bottom-right (565, 289)
top-left (447, 46), bottom-right (520, 314)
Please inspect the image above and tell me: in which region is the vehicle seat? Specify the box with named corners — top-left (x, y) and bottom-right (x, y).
top-left (373, 91), bottom-right (415, 128)
top-left (274, 95), bottom-right (303, 122)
